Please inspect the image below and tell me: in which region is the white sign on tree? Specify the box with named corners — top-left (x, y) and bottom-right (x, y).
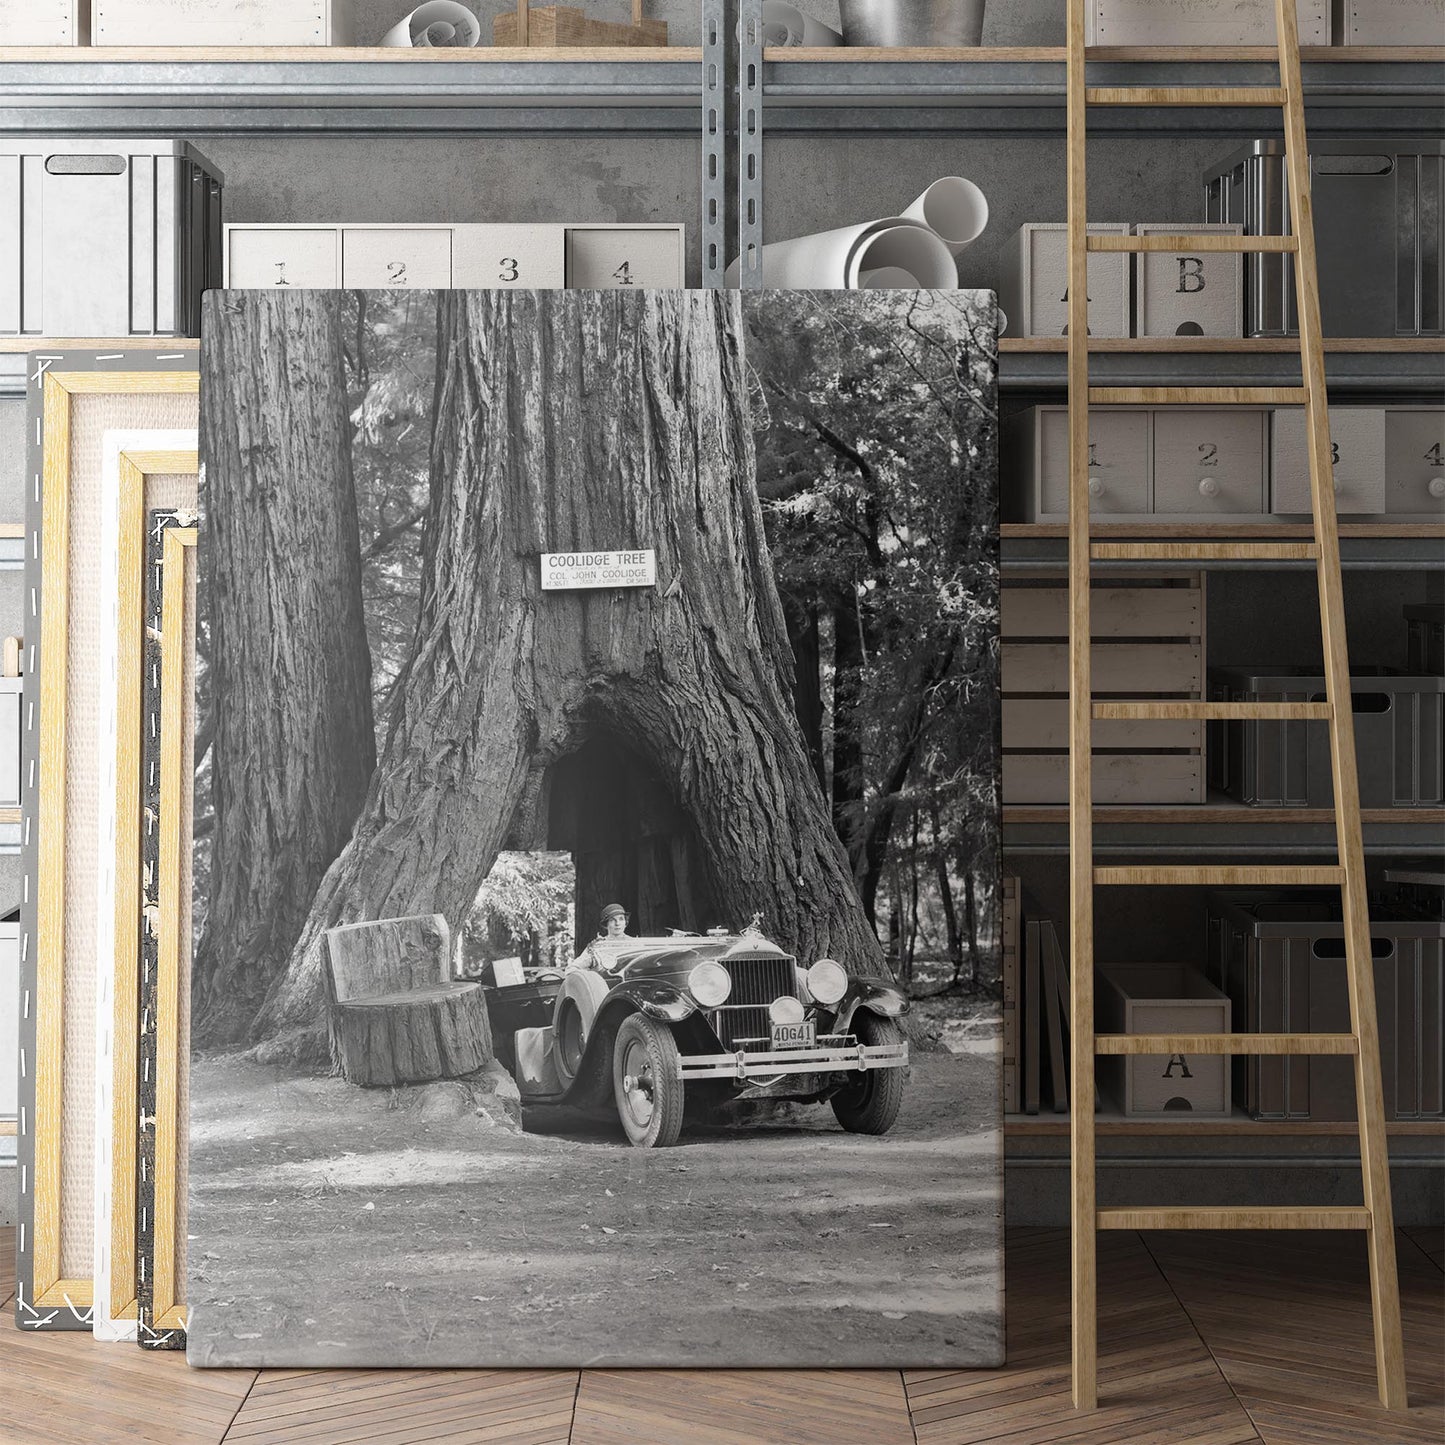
top-left (540, 550), bottom-right (656, 590)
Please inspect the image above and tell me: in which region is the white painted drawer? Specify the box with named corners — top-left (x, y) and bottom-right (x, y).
top-left (1271, 407), bottom-right (1386, 515)
top-left (93, 0), bottom-right (351, 44)
top-left (226, 227), bottom-right (340, 289)
top-left (1333, 0), bottom-right (1444, 44)
top-left (1038, 407), bottom-right (1149, 517)
top-left (341, 227), bottom-right (452, 289)
top-left (996, 224), bottom-right (1130, 339)
top-left (1384, 408), bottom-right (1445, 514)
top-left (1088, 0), bottom-right (1329, 44)
top-left (1152, 409), bottom-right (1266, 515)
top-left (0, 0), bottom-right (84, 42)
top-left (1134, 223), bottom-right (1243, 339)
top-left (452, 224), bottom-right (566, 289)
top-left (565, 226), bottom-right (685, 289)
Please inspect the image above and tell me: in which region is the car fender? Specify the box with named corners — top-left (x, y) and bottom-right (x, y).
top-left (835, 980), bottom-right (909, 1035)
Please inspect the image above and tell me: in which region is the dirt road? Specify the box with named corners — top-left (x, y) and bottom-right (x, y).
top-left (187, 1040), bottom-right (1003, 1371)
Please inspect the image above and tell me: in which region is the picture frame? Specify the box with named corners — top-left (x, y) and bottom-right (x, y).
top-left (137, 510), bottom-right (197, 1350)
top-left (15, 351), bottom-right (199, 1331)
top-left (92, 436), bottom-right (199, 1343)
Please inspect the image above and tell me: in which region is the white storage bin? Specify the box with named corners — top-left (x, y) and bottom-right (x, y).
top-left (995, 223), bottom-right (1130, 339)
top-left (564, 224), bottom-right (686, 289)
top-left (0, 0), bottom-right (87, 43)
top-left (1384, 407), bottom-right (1445, 515)
top-left (93, 0), bottom-right (351, 45)
top-left (453, 225), bottom-right (566, 290)
top-left (1271, 406), bottom-right (1386, 515)
top-left (1098, 965), bottom-right (1232, 1119)
top-left (225, 226), bottom-right (341, 288)
top-left (1088, 0), bottom-right (1329, 45)
top-left (1332, 0), bottom-right (1444, 44)
top-left (0, 139), bottom-right (223, 338)
top-left (1004, 405), bottom-right (1150, 521)
top-left (341, 228), bottom-right (453, 289)
top-left (1134, 223), bottom-right (1243, 339)
top-left (1152, 408), bottom-right (1268, 517)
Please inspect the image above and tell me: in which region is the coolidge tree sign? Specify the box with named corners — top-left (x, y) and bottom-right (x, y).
top-left (201, 289), bottom-right (905, 1053)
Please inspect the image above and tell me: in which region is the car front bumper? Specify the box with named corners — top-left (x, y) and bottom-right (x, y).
top-left (677, 1040), bottom-right (909, 1082)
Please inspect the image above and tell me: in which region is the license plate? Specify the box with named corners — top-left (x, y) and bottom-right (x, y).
top-left (771, 1020), bottom-right (815, 1049)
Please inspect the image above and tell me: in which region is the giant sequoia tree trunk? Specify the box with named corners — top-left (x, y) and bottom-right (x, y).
top-left (254, 290), bottom-right (884, 1044)
top-left (194, 292), bottom-right (377, 1046)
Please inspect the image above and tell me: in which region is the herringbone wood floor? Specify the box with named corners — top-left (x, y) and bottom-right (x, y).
top-left (3, 1226), bottom-right (1441, 1444)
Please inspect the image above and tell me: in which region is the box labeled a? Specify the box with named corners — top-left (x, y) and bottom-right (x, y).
top-left (1134, 223), bottom-right (1243, 338)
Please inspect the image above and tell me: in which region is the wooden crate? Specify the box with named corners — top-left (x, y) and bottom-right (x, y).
top-left (1001, 573), bottom-right (1207, 806)
top-left (494, 1), bottom-right (667, 46)
top-left (1333, 0), bottom-right (1444, 44)
top-left (0, 0), bottom-right (86, 42)
top-left (93, 0), bottom-right (352, 44)
top-left (1088, 0), bottom-right (1329, 44)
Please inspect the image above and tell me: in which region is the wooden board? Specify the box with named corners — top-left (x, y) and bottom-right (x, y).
top-left (1002, 641), bottom-right (1202, 694)
top-left (1002, 583), bottom-right (1201, 638)
top-left (493, 7), bottom-right (668, 46)
top-left (1003, 752), bottom-right (1204, 806)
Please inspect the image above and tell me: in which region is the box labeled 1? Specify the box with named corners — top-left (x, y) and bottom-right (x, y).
top-left (1134, 223), bottom-right (1243, 338)
top-left (1271, 407), bottom-right (1386, 515)
top-left (225, 226), bottom-right (341, 288)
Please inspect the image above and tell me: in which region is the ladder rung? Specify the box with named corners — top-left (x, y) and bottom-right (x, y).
top-left (1093, 701), bottom-right (1331, 721)
top-left (1088, 387), bottom-right (1309, 405)
top-left (1086, 86), bottom-right (1287, 107)
top-left (1090, 542), bottom-right (1321, 562)
top-left (1094, 866), bottom-right (1345, 886)
top-left (1097, 1207), bottom-right (1370, 1232)
top-left (1095, 1033), bottom-right (1358, 1057)
top-left (1087, 234), bottom-right (1297, 253)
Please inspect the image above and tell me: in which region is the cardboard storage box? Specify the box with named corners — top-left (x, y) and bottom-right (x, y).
top-left (1205, 139), bottom-right (1445, 338)
top-left (1088, 0), bottom-right (1329, 43)
top-left (93, 0), bottom-right (351, 44)
top-left (995, 223), bottom-right (1130, 339)
top-left (0, 0), bottom-right (86, 42)
top-left (1208, 891), bottom-right (1444, 1121)
top-left (1208, 664), bottom-right (1445, 807)
top-left (1134, 223), bottom-right (1243, 339)
top-left (1332, 0), bottom-right (1445, 43)
top-left (224, 223), bottom-right (682, 291)
top-left (0, 139), bottom-right (224, 338)
top-left (1270, 406), bottom-right (1387, 515)
top-left (1001, 574), bottom-right (1205, 805)
top-left (1097, 965), bottom-right (1232, 1119)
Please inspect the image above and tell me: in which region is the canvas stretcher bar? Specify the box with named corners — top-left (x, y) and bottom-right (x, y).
top-left (16, 352), bottom-right (198, 1332)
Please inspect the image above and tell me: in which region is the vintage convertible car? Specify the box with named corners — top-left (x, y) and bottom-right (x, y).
top-left (484, 926), bottom-right (909, 1148)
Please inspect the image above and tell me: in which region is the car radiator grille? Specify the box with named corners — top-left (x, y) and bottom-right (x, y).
top-left (712, 954), bottom-right (796, 1051)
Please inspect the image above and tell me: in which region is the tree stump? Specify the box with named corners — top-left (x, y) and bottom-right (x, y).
top-left (324, 914), bottom-right (493, 1086)
top-left (332, 983), bottom-right (490, 1086)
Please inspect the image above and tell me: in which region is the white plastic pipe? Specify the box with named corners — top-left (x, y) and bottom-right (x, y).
top-left (382, 1), bottom-right (481, 47)
top-left (857, 266), bottom-right (921, 288)
top-left (761, 2), bottom-right (844, 45)
top-left (901, 176), bottom-right (989, 255)
top-left (845, 224), bottom-right (956, 287)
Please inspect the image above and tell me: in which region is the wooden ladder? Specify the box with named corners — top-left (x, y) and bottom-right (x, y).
top-left (1064, 0), bottom-right (1408, 1412)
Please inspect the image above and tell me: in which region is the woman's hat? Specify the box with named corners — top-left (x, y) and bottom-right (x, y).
top-left (600, 902), bottom-right (628, 925)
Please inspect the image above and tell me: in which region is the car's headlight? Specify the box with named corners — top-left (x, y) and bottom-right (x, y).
top-left (807, 958), bottom-right (848, 1005)
top-left (769, 995), bottom-right (805, 1025)
top-left (688, 960), bottom-right (732, 1007)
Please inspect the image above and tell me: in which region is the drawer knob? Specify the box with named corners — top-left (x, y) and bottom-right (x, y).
top-left (1087, 474), bottom-right (1105, 497)
top-left (1197, 477), bottom-right (1219, 498)
top-left (1429, 477), bottom-right (1445, 500)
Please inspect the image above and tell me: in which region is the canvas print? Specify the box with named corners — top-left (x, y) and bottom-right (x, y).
top-left (188, 287), bottom-right (1002, 1368)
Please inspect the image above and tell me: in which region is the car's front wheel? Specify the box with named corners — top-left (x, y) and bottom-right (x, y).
top-left (831, 1013), bottom-right (905, 1135)
top-left (612, 1013), bottom-right (684, 1148)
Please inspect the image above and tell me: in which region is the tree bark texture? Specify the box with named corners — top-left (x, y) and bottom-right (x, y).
top-left (332, 987), bottom-right (490, 1086)
top-left (256, 290), bottom-right (884, 1040)
top-left (194, 292), bottom-right (377, 1046)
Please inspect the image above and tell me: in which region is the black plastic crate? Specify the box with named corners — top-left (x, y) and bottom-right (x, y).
top-left (1207, 890), bottom-right (1444, 1121)
top-left (1406, 603), bottom-right (1445, 676)
top-left (1208, 665), bottom-right (1444, 807)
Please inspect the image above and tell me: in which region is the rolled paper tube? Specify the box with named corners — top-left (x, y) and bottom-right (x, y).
top-left (901, 176), bottom-right (990, 255)
top-left (845, 223), bottom-right (957, 288)
top-left (857, 267), bottom-right (922, 288)
top-left (761, 1), bottom-right (845, 45)
top-left (997, 305), bottom-right (1009, 335)
top-left (381, 1), bottom-right (482, 46)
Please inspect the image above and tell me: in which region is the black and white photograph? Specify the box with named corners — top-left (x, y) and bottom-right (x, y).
top-left (186, 286), bottom-right (1003, 1370)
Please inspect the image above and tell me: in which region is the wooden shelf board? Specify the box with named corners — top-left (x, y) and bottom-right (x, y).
top-left (1003, 804), bottom-right (1445, 826)
top-left (0, 45), bottom-right (700, 61)
top-left (769, 45), bottom-right (1445, 61)
top-left (999, 337), bottom-right (1445, 353)
top-left (1002, 522), bottom-right (1445, 538)
top-left (1006, 1113), bottom-right (1445, 1137)
top-left (0, 337), bottom-right (198, 353)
